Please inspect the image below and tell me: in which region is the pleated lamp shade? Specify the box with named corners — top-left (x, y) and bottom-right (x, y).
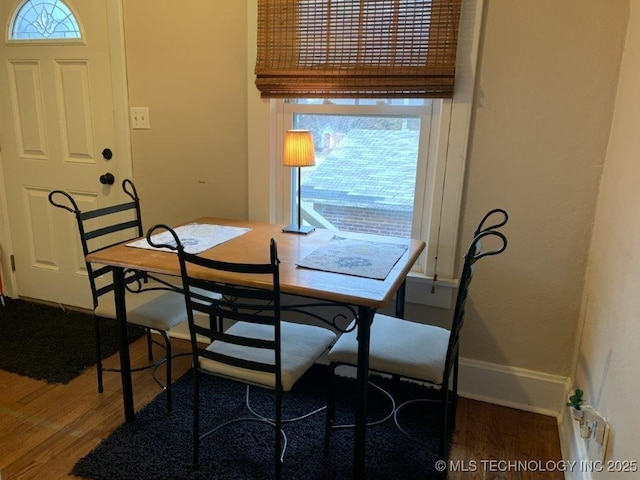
top-left (283, 130), bottom-right (316, 167)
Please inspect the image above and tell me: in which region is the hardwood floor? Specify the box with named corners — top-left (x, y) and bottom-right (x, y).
top-left (449, 398), bottom-right (564, 479)
top-left (0, 337), bottom-right (564, 479)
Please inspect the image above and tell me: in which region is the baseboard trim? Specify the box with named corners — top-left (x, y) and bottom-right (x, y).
top-left (557, 382), bottom-right (597, 480)
top-left (558, 410), bottom-right (592, 480)
top-left (168, 330), bottom-right (190, 341)
top-left (458, 358), bottom-right (568, 417)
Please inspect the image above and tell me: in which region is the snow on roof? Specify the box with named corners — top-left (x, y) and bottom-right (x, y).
top-left (301, 128), bottom-right (418, 211)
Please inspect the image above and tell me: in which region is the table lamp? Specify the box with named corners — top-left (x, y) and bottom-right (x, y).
top-left (282, 129), bottom-right (316, 234)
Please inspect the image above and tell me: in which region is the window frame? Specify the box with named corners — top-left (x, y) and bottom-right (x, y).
top-left (247, 0), bottom-right (484, 308)
top-left (275, 99), bottom-right (435, 274)
top-left (7, 0), bottom-right (84, 44)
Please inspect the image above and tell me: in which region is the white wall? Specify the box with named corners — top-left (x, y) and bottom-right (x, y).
top-left (123, 1), bottom-right (249, 228)
top-left (573, 2), bottom-right (640, 474)
top-left (448, 0), bottom-right (626, 375)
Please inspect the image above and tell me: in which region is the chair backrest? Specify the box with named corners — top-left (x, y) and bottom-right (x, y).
top-left (443, 216), bottom-right (508, 382)
top-left (473, 208), bottom-right (508, 238)
top-left (48, 179), bottom-right (144, 309)
top-left (146, 225), bottom-right (283, 386)
top-left (469, 208), bottom-right (508, 258)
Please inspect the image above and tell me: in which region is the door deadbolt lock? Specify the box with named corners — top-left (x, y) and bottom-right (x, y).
top-left (102, 148), bottom-right (113, 160)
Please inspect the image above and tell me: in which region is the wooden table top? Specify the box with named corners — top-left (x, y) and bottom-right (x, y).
top-left (87, 217), bottom-right (425, 309)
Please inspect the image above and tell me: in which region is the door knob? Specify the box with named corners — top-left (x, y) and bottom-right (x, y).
top-left (100, 173), bottom-right (115, 185)
top-left (102, 148), bottom-right (113, 160)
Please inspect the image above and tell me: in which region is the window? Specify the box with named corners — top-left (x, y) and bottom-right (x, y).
top-left (281, 98), bottom-right (431, 240)
top-left (9, 0), bottom-right (81, 40)
top-left (277, 97), bottom-right (440, 276)
top-left (248, 0), bottom-right (484, 307)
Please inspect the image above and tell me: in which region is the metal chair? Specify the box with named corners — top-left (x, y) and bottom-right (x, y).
top-left (48, 180), bottom-right (190, 414)
top-left (325, 209), bottom-right (508, 458)
top-left (147, 225), bottom-right (336, 480)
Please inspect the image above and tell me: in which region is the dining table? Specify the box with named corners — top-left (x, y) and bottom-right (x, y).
top-left (86, 217), bottom-right (425, 479)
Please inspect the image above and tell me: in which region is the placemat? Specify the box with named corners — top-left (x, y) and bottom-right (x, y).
top-left (297, 235), bottom-right (408, 280)
top-left (128, 223), bottom-right (250, 255)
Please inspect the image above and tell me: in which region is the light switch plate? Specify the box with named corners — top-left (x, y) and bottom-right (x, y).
top-left (130, 107), bottom-right (150, 129)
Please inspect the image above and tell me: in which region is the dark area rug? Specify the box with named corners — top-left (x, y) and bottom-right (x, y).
top-left (0, 297), bottom-right (145, 384)
top-left (73, 365), bottom-right (446, 480)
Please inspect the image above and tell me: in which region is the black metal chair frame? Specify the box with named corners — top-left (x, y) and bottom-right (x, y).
top-left (48, 180), bottom-right (182, 410)
top-left (325, 209), bottom-right (508, 459)
top-left (148, 225), bottom-right (290, 479)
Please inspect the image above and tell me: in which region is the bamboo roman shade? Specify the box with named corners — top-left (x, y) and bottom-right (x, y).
top-left (255, 0), bottom-right (462, 99)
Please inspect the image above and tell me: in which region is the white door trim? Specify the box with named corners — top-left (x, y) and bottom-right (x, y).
top-left (105, 0), bottom-right (133, 182)
top-left (0, 149), bottom-right (16, 296)
top-left (0, 0), bottom-right (131, 298)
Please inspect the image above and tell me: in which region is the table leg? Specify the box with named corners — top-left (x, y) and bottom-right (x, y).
top-left (395, 279), bottom-right (406, 319)
top-left (354, 306), bottom-right (373, 479)
top-left (114, 266), bottom-right (135, 422)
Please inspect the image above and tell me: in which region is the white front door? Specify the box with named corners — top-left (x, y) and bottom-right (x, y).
top-left (0, 0), bottom-right (130, 308)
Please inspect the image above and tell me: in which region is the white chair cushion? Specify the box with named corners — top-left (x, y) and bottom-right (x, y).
top-left (328, 314), bottom-right (450, 385)
top-left (95, 289), bottom-right (188, 332)
top-left (200, 321), bottom-right (337, 392)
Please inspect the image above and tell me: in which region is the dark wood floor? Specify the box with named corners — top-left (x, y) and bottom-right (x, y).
top-left (0, 337), bottom-right (564, 479)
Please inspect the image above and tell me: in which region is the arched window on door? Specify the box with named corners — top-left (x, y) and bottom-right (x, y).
top-left (9, 0), bottom-right (81, 40)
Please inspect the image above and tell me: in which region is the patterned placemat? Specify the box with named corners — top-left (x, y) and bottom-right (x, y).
top-left (297, 235), bottom-right (408, 280)
top-left (128, 223), bottom-right (251, 254)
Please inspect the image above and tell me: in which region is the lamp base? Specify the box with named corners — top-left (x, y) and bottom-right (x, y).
top-left (282, 224), bottom-right (315, 235)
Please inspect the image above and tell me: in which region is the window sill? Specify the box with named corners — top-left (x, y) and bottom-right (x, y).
top-left (404, 271), bottom-right (458, 309)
